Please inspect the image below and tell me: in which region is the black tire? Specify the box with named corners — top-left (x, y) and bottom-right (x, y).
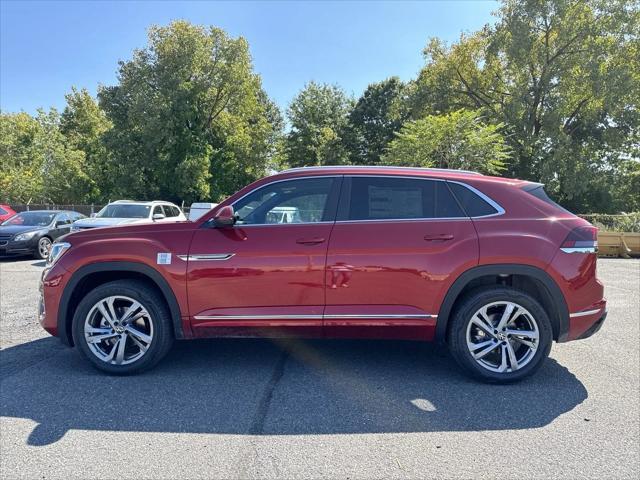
top-left (72, 280), bottom-right (174, 374)
top-left (34, 236), bottom-right (52, 260)
top-left (447, 286), bottom-right (553, 383)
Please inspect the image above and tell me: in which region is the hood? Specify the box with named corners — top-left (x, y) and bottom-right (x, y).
top-left (73, 217), bottom-right (150, 228)
top-left (0, 225), bottom-right (48, 235)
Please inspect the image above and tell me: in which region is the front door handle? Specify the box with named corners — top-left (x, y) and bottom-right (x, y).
top-left (424, 234), bottom-right (454, 242)
top-left (296, 237), bottom-right (326, 245)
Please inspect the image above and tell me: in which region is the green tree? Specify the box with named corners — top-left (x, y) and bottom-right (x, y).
top-left (60, 87), bottom-right (113, 202)
top-left (285, 82), bottom-right (353, 167)
top-left (382, 109), bottom-right (510, 175)
top-left (98, 20), bottom-right (282, 203)
top-left (345, 77), bottom-right (409, 165)
top-left (0, 110), bottom-right (92, 204)
top-left (411, 0), bottom-right (640, 212)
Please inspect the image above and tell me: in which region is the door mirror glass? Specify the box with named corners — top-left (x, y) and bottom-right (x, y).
top-left (213, 206), bottom-right (236, 227)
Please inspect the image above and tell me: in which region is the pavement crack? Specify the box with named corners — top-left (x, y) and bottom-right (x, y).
top-left (249, 349), bottom-right (288, 435)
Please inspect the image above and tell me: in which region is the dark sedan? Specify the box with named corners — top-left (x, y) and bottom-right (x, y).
top-left (0, 210), bottom-right (85, 259)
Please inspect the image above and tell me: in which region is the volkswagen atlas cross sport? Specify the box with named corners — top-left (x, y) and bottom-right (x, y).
top-left (38, 166), bottom-right (606, 382)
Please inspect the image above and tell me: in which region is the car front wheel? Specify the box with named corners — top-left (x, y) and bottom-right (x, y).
top-left (35, 237), bottom-right (51, 260)
top-left (72, 280), bottom-right (174, 374)
top-left (447, 287), bottom-right (553, 383)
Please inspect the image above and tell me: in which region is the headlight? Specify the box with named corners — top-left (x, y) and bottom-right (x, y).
top-left (13, 231), bottom-right (39, 242)
top-left (47, 242), bottom-right (71, 265)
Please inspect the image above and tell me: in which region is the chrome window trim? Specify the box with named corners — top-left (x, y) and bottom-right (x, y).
top-left (446, 180), bottom-right (506, 218)
top-left (228, 175), bottom-right (342, 227)
top-left (323, 314), bottom-right (437, 319)
top-left (340, 174), bottom-right (506, 221)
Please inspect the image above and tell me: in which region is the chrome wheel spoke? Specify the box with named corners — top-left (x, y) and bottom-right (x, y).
top-left (497, 344), bottom-right (508, 372)
top-left (87, 332), bottom-right (119, 344)
top-left (125, 325), bottom-right (152, 345)
top-left (472, 340), bottom-right (499, 360)
top-left (496, 303), bottom-right (515, 331)
top-left (506, 342), bottom-right (519, 371)
top-left (471, 314), bottom-right (496, 338)
top-left (120, 301), bottom-right (143, 323)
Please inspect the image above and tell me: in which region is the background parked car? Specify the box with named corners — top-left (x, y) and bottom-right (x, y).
top-left (0, 204), bottom-right (17, 222)
top-left (0, 210), bottom-right (85, 259)
top-left (71, 200), bottom-right (186, 231)
top-left (188, 202), bottom-right (218, 221)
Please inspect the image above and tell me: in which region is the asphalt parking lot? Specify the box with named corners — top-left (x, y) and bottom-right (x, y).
top-left (0, 257), bottom-right (638, 479)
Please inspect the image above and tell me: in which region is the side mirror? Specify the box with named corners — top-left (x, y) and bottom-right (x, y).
top-left (213, 205), bottom-right (236, 227)
top-left (152, 213), bottom-right (166, 221)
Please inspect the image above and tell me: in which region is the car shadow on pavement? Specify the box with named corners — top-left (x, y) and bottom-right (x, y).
top-left (0, 337), bottom-right (588, 446)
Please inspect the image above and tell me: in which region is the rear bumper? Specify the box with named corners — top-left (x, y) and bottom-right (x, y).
top-left (575, 309), bottom-right (607, 340)
top-left (566, 299), bottom-right (607, 341)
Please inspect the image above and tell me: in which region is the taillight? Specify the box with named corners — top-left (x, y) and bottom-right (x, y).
top-left (560, 226), bottom-right (598, 253)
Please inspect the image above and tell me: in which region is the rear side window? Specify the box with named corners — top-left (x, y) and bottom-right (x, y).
top-left (447, 182), bottom-right (499, 217)
top-left (164, 205), bottom-right (180, 217)
top-left (344, 177), bottom-right (465, 221)
top-left (0, 207), bottom-right (6, 215)
top-left (522, 184), bottom-right (571, 214)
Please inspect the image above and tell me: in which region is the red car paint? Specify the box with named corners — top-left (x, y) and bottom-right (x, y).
top-left (0, 204), bottom-right (17, 222)
top-left (39, 166), bottom-right (606, 346)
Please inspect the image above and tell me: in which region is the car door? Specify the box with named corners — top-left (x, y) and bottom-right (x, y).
top-left (187, 176), bottom-right (342, 338)
top-left (50, 213), bottom-right (72, 240)
top-left (324, 175), bottom-right (479, 341)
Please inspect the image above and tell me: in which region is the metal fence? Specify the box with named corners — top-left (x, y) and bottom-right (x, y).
top-left (11, 204), bottom-right (103, 216)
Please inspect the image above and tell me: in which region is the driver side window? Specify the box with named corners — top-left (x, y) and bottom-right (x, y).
top-left (233, 177), bottom-right (337, 225)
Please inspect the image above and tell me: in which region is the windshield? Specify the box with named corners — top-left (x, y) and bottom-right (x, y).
top-left (2, 211), bottom-right (55, 227)
top-left (96, 204), bottom-right (151, 219)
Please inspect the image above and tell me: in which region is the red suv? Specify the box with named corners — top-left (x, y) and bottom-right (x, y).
top-left (39, 167), bottom-right (606, 382)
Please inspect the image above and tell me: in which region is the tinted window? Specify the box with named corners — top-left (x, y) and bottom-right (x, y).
top-left (163, 205), bottom-right (178, 217)
top-left (56, 213), bottom-right (71, 224)
top-left (523, 185), bottom-right (571, 214)
top-left (447, 182), bottom-right (499, 217)
top-left (70, 212), bottom-right (85, 221)
top-left (234, 177), bottom-right (336, 225)
top-left (97, 204), bottom-right (151, 218)
top-left (346, 177), bottom-right (465, 220)
top-left (2, 211), bottom-right (56, 226)
top-left (0, 207), bottom-right (6, 215)
top-left (153, 206), bottom-right (165, 217)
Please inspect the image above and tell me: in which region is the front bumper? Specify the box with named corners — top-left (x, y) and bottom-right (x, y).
top-left (0, 237), bottom-right (38, 256)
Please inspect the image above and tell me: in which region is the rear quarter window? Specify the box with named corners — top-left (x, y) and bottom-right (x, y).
top-left (447, 182), bottom-right (500, 217)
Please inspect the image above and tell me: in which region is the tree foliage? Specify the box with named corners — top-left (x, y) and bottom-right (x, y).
top-left (411, 0), bottom-right (639, 212)
top-left (0, 109), bottom-right (92, 203)
top-left (98, 20), bottom-right (281, 203)
top-left (285, 82), bottom-right (353, 167)
top-left (383, 109), bottom-right (509, 174)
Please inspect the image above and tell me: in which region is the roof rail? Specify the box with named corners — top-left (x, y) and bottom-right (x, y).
top-left (279, 165), bottom-right (483, 175)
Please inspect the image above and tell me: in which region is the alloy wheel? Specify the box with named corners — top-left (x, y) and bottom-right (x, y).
top-left (465, 301), bottom-right (539, 373)
top-left (84, 295), bottom-right (154, 365)
top-left (38, 237), bottom-right (52, 259)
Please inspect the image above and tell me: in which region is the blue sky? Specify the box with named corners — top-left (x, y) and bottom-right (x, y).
top-left (0, 1), bottom-right (498, 114)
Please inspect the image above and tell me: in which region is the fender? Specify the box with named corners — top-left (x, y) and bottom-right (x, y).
top-left (57, 261), bottom-right (184, 346)
top-left (435, 264), bottom-right (569, 343)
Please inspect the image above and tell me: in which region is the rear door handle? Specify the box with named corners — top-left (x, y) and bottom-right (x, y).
top-left (424, 234), bottom-right (454, 242)
top-left (296, 237), bottom-right (326, 245)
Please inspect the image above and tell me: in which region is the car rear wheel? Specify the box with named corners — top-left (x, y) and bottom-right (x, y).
top-left (72, 280), bottom-right (174, 374)
top-left (35, 237), bottom-right (51, 260)
top-left (447, 287), bottom-right (553, 383)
